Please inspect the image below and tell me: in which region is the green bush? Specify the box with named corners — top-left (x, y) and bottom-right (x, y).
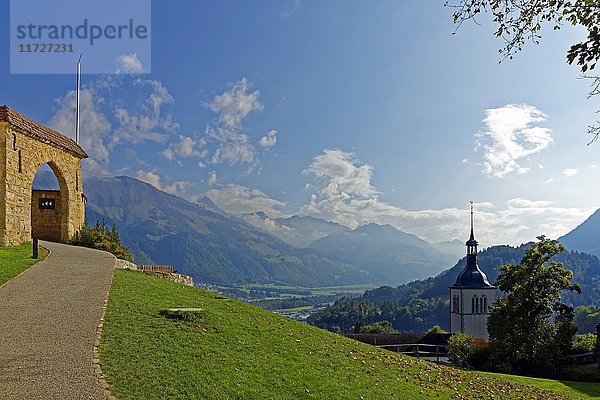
top-left (447, 333), bottom-right (474, 367)
top-left (358, 320), bottom-right (397, 334)
top-left (70, 221), bottom-right (134, 262)
top-left (447, 333), bottom-right (494, 370)
top-left (426, 325), bottom-right (447, 335)
top-left (572, 333), bottom-right (597, 354)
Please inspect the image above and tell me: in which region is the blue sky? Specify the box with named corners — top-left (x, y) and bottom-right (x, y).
top-left (2, 0), bottom-right (599, 246)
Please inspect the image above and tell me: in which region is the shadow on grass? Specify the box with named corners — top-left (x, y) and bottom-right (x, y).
top-left (559, 379), bottom-right (600, 398)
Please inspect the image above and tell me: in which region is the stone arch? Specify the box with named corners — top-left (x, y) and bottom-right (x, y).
top-left (0, 105), bottom-right (87, 246)
top-left (28, 159), bottom-right (72, 243)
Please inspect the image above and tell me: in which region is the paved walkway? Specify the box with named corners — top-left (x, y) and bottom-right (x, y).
top-left (0, 241), bottom-right (115, 399)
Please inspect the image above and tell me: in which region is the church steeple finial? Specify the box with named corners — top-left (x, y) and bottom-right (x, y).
top-left (470, 201), bottom-right (474, 241)
top-left (466, 201), bottom-right (478, 254)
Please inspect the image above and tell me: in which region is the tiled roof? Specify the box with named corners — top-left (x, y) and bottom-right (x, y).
top-left (0, 105), bottom-right (88, 159)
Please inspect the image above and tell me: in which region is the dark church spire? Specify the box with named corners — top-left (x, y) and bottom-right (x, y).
top-left (450, 202), bottom-right (493, 288)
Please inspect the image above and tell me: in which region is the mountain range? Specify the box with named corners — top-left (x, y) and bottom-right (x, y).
top-left (83, 176), bottom-right (375, 287)
top-left (310, 223), bottom-right (454, 284)
top-left (36, 172), bottom-right (600, 292)
top-left (240, 212), bottom-right (349, 248)
top-left (75, 176), bottom-right (457, 287)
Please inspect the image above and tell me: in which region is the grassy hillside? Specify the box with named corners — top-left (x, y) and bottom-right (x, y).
top-left (0, 243), bottom-right (45, 285)
top-left (480, 372), bottom-right (600, 399)
top-left (99, 270), bottom-right (596, 399)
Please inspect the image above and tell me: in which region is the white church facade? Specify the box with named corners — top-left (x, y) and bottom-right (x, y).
top-left (449, 206), bottom-right (496, 340)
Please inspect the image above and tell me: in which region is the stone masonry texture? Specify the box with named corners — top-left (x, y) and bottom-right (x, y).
top-left (0, 106), bottom-right (87, 246)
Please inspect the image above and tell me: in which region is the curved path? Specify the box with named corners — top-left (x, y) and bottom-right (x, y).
top-left (0, 241), bottom-right (115, 399)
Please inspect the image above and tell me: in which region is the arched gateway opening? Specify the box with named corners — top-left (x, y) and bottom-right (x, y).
top-left (0, 105), bottom-right (87, 246)
top-left (31, 163), bottom-right (69, 243)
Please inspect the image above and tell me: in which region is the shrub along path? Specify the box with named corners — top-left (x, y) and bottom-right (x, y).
top-left (0, 241), bottom-right (115, 399)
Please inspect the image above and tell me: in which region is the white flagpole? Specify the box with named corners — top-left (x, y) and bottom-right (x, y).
top-left (75, 53), bottom-right (83, 145)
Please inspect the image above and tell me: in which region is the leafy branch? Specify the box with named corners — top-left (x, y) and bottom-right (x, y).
top-left (446, 0), bottom-right (600, 141)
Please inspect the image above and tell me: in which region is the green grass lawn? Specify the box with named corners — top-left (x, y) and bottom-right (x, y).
top-left (479, 372), bottom-right (600, 400)
top-left (0, 242), bottom-right (45, 286)
top-left (100, 270), bottom-right (593, 400)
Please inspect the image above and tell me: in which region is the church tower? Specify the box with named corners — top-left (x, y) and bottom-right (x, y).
top-left (449, 203), bottom-right (496, 340)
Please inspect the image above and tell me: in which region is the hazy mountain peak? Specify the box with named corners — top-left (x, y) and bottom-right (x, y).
top-left (194, 195), bottom-right (227, 214)
top-left (559, 208), bottom-right (600, 256)
top-left (310, 223), bottom-right (455, 286)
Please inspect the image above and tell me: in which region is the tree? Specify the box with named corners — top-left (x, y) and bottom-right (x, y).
top-left (357, 320), bottom-right (398, 334)
top-left (487, 235), bottom-right (580, 375)
top-left (426, 325), bottom-right (448, 334)
top-left (446, 0), bottom-right (600, 141)
top-left (69, 220), bottom-right (134, 262)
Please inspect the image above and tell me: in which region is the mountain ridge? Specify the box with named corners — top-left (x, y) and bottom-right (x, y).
top-left (309, 222), bottom-right (454, 286)
top-left (559, 208), bottom-right (600, 256)
top-left (84, 176), bottom-right (373, 287)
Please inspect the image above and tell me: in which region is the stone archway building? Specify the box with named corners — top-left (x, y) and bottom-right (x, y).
top-left (0, 105), bottom-right (87, 246)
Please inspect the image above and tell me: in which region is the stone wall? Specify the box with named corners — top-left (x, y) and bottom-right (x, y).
top-left (115, 259), bottom-right (195, 287)
top-left (31, 190), bottom-right (62, 242)
top-left (0, 121), bottom-right (85, 245)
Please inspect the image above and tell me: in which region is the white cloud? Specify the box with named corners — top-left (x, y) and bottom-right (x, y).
top-left (143, 79), bottom-right (174, 114)
top-left (208, 77), bottom-right (263, 129)
top-left (111, 79), bottom-right (177, 147)
top-left (242, 214), bottom-right (299, 241)
top-left (304, 149), bottom-right (376, 199)
top-left (200, 78), bottom-right (274, 168)
top-left (162, 135), bottom-right (207, 160)
top-left (206, 126), bottom-right (256, 166)
top-left (116, 53), bottom-right (144, 74)
top-left (48, 76), bottom-right (180, 178)
top-left (562, 168), bottom-right (578, 177)
top-left (259, 129), bottom-right (278, 149)
top-left (136, 169), bottom-right (162, 188)
top-left (206, 184), bottom-right (287, 217)
top-left (161, 78), bottom-right (269, 168)
top-left (136, 169), bottom-right (192, 196)
top-left (208, 171), bottom-right (217, 186)
top-left (48, 88), bottom-right (112, 176)
top-left (476, 104), bottom-right (554, 178)
top-left (301, 148), bottom-right (592, 246)
top-left (507, 198), bottom-right (553, 208)
top-left (281, 0), bottom-right (301, 17)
